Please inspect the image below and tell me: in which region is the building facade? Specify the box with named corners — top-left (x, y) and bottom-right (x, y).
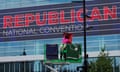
top-left (0, 0), bottom-right (120, 72)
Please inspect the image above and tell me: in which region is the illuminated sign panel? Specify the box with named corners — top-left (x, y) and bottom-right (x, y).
top-left (45, 44), bottom-right (82, 63)
top-left (0, 0), bottom-right (120, 42)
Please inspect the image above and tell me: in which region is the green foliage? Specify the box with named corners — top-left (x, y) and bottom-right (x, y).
top-left (88, 48), bottom-right (113, 72)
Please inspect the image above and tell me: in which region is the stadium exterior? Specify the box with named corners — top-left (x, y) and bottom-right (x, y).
top-left (0, 0), bottom-right (120, 72)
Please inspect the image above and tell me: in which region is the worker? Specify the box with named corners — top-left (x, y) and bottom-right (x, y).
top-left (60, 32), bottom-right (72, 60)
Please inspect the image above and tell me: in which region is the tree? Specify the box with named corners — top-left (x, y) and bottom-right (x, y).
top-left (88, 48), bottom-right (113, 72)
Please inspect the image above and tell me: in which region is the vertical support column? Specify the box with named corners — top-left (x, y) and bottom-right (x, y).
top-left (4, 64), bottom-right (6, 72)
top-left (29, 63), bottom-right (31, 72)
top-left (13, 63), bottom-right (15, 72)
top-left (9, 63), bottom-right (10, 72)
top-left (24, 62), bottom-right (26, 72)
top-left (113, 57), bottom-right (116, 72)
top-left (19, 63), bottom-right (20, 72)
top-left (83, 0), bottom-right (88, 72)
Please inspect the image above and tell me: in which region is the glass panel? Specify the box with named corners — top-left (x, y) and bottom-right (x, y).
top-left (0, 0), bottom-right (72, 9)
